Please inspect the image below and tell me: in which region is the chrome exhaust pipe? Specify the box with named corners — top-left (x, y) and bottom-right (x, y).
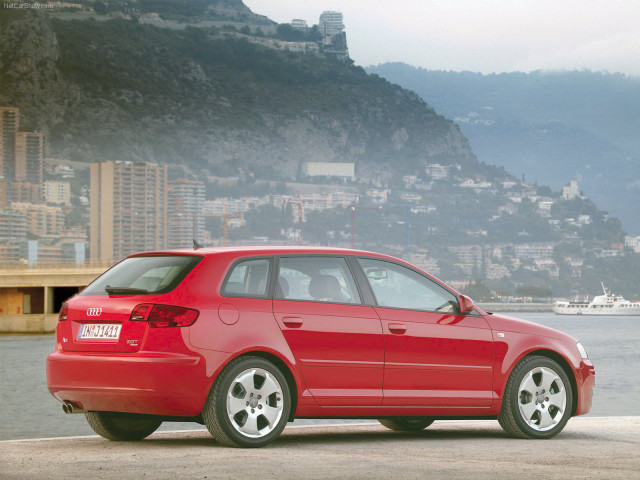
top-left (62, 402), bottom-right (85, 414)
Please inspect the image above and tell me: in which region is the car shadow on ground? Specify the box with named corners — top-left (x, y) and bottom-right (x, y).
top-left (276, 426), bottom-right (510, 446)
top-left (139, 424), bottom-right (518, 449)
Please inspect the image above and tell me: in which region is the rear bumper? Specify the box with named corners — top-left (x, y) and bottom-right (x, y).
top-left (47, 350), bottom-right (210, 416)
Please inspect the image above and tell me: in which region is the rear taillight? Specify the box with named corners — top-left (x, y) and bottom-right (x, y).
top-left (130, 304), bottom-right (199, 328)
top-left (130, 303), bottom-right (154, 321)
top-left (58, 303), bottom-right (68, 322)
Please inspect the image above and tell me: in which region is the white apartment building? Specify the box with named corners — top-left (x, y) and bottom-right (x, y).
top-left (44, 180), bottom-right (71, 206)
top-left (514, 242), bottom-right (555, 259)
top-left (302, 162), bottom-right (355, 178)
top-left (562, 178), bottom-right (580, 200)
top-left (290, 19), bottom-right (308, 30)
top-left (425, 164), bottom-right (450, 180)
top-left (319, 11), bottom-right (344, 43)
top-left (625, 234), bottom-right (640, 253)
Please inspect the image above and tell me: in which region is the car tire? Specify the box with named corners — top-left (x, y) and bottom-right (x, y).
top-left (378, 417), bottom-right (435, 432)
top-left (85, 412), bottom-right (162, 441)
top-left (203, 356), bottom-right (291, 448)
top-left (498, 355), bottom-right (573, 439)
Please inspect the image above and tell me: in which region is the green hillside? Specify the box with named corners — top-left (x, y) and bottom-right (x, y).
top-left (1, 10), bottom-right (479, 181)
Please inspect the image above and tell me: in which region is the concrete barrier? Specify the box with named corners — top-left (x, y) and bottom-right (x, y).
top-left (0, 314), bottom-right (57, 334)
top-left (1, 417), bottom-right (637, 479)
top-left (479, 302), bottom-right (554, 312)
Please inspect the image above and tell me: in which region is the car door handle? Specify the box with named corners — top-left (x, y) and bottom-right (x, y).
top-left (388, 323), bottom-right (407, 334)
top-left (282, 317), bottom-right (304, 328)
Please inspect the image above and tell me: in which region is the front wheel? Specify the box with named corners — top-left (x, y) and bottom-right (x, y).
top-left (378, 417), bottom-right (435, 432)
top-left (85, 412), bottom-right (162, 441)
top-left (498, 355), bottom-right (573, 439)
top-left (203, 356), bottom-right (291, 448)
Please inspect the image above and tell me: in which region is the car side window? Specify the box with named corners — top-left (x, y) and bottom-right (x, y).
top-left (222, 258), bottom-right (271, 297)
top-left (358, 257), bottom-right (458, 313)
top-left (276, 256), bottom-right (361, 305)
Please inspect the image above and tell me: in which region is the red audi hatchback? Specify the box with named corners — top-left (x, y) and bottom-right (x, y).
top-left (47, 246), bottom-right (595, 447)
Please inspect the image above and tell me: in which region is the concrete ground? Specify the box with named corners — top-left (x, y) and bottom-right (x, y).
top-left (1, 417), bottom-right (638, 480)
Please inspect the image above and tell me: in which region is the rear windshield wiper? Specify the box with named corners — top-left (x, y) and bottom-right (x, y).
top-left (105, 286), bottom-right (149, 295)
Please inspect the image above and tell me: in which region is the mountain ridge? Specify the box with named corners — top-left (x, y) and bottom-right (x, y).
top-left (366, 63), bottom-right (640, 232)
top-left (0, 10), bottom-right (480, 184)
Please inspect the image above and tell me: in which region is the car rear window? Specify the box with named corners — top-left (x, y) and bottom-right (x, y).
top-left (81, 255), bottom-right (202, 295)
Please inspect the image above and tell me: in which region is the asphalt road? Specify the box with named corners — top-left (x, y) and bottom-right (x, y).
top-left (1, 417), bottom-right (638, 479)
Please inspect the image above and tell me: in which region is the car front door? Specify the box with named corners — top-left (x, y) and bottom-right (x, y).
top-left (273, 256), bottom-right (384, 406)
top-left (357, 257), bottom-right (494, 408)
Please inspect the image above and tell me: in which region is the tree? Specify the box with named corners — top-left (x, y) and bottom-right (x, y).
top-left (244, 205), bottom-right (290, 239)
top-left (515, 285), bottom-right (553, 299)
top-left (305, 25), bottom-right (322, 42)
top-left (462, 279), bottom-right (492, 302)
top-left (93, 1), bottom-right (107, 15)
top-left (277, 24), bottom-right (304, 42)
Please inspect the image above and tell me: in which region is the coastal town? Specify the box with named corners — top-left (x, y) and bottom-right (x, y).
top-left (2, 106), bottom-right (639, 299)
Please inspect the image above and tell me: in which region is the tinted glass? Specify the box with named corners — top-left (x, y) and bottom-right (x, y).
top-left (222, 258), bottom-right (271, 297)
top-left (82, 255), bottom-right (201, 295)
top-left (359, 257), bottom-right (458, 312)
top-left (277, 256), bottom-right (361, 304)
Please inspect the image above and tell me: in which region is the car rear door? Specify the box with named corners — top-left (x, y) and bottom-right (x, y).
top-left (272, 256), bottom-right (384, 406)
top-left (357, 257), bottom-right (495, 408)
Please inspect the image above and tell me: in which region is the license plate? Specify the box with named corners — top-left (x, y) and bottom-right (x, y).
top-left (78, 323), bottom-right (122, 340)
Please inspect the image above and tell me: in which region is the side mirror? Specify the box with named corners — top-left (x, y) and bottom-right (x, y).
top-left (459, 295), bottom-right (475, 314)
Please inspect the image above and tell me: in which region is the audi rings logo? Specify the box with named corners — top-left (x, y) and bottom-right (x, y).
top-left (86, 308), bottom-right (103, 317)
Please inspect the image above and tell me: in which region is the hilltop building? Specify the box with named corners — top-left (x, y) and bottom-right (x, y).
top-left (90, 161), bottom-right (167, 263)
top-left (302, 162), bottom-right (355, 179)
top-left (425, 164), bottom-right (450, 180)
top-left (319, 11), bottom-right (344, 40)
top-left (562, 178), bottom-right (580, 200)
top-left (318, 11), bottom-right (349, 60)
top-left (290, 19), bottom-right (308, 30)
top-left (625, 234), bottom-right (640, 253)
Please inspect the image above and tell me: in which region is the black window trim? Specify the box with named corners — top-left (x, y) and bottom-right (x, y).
top-left (346, 255), bottom-right (377, 306)
top-left (355, 255), bottom-right (471, 315)
top-left (274, 254), bottom-right (365, 306)
top-left (220, 256), bottom-right (275, 300)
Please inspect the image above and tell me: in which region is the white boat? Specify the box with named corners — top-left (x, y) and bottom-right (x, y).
top-left (553, 283), bottom-right (640, 315)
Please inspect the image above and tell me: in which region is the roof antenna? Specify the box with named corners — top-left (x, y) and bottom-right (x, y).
top-left (193, 239), bottom-right (203, 249)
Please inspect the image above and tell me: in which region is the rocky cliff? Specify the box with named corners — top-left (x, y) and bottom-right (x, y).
top-left (1, 9), bottom-right (479, 181)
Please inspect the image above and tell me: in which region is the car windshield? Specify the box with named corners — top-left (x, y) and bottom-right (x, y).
top-left (81, 255), bottom-right (202, 295)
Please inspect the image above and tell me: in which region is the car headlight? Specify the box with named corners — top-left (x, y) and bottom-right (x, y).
top-left (576, 341), bottom-right (589, 359)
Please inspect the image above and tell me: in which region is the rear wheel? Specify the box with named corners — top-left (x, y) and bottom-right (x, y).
top-left (203, 356), bottom-right (291, 448)
top-left (85, 412), bottom-right (162, 441)
top-left (378, 417), bottom-right (435, 432)
top-left (498, 355), bottom-right (573, 439)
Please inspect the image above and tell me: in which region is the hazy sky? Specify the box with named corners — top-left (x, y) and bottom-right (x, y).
top-left (244, 0), bottom-right (640, 76)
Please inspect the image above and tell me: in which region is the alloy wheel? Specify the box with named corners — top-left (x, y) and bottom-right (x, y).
top-left (517, 366), bottom-right (567, 431)
top-left (226, 367), bottom-right (285, 438)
